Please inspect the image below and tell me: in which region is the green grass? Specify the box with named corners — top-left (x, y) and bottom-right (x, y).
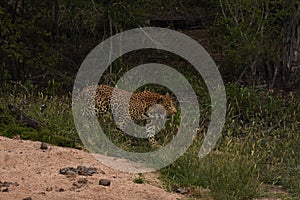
top-left (0, 83), bottom-right (299, 199)
top-left (160, 85), bottom-right (300, 199)
top-left (0, 85), bottom-right (80, 148)
top-left (133, 174), bottom-right (147, 184)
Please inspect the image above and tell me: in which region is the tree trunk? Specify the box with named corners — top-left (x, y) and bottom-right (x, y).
top-left (282, 1), bottom-right (300, 87)
top-left (54, 0), bottom-right (59, 50)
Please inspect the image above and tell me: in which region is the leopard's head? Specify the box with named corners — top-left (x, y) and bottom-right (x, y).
top-left (157, 94), bottom-right (177, 118)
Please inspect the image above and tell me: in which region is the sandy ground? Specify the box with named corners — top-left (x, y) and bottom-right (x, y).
top-left (0, 136), bottom-right (183, 200)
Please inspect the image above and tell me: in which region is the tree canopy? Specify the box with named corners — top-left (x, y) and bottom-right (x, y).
top-left (0, 0), bottom-right (299, 92)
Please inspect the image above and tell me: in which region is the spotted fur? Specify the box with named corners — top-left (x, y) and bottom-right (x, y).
top-left (83, 85), bottom-right (177, 143)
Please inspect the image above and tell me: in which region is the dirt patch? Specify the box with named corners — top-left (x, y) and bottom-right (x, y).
top-left (0, 136), bottom-right (184, 200)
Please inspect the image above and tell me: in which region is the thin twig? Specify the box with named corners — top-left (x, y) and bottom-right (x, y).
top-left (10, 80), bottom-right (29, 95)
top-left (90, 0), bottom-right (103, 16)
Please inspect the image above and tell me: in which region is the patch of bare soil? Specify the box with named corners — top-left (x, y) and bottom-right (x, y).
top-left (0, 136), bottom-right (184, 200)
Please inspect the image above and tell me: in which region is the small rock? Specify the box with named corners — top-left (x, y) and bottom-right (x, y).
top-left (0, 181), bottom-right (19, 187)
top-left (23, 197), bottom-right (32, 200)
top-left (56, 188), bottom-right (65, 192)
top-left (77, 165), bottom-right (98, 176)
top-left (174, 187), bottom-right (189, 194)
top-left (59, 166), bottom-right (98, 176)
top-left (40, 142), bottom-right (48, 150)
top-left (2, 187), bottom-right (8, 192)
top-left (99, 179), bottom-right (111, 186)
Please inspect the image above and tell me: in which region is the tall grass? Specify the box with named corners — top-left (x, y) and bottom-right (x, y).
top-left (0, 83), bottom-right (299, 199)
top-left (160, 84), bottom-right (299, 199)
top-left (0, 84), bottom-right (79, 148)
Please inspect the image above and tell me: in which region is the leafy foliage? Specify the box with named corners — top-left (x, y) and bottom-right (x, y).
top-left (210, 0), bottom-right (297, 86)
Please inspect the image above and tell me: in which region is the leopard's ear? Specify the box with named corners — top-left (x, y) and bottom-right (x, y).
top-left (157, 95), bottom-right (164, 104)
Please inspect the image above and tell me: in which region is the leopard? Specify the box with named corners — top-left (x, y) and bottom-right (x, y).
top-left (82, 84), bottom-right (177, 144)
